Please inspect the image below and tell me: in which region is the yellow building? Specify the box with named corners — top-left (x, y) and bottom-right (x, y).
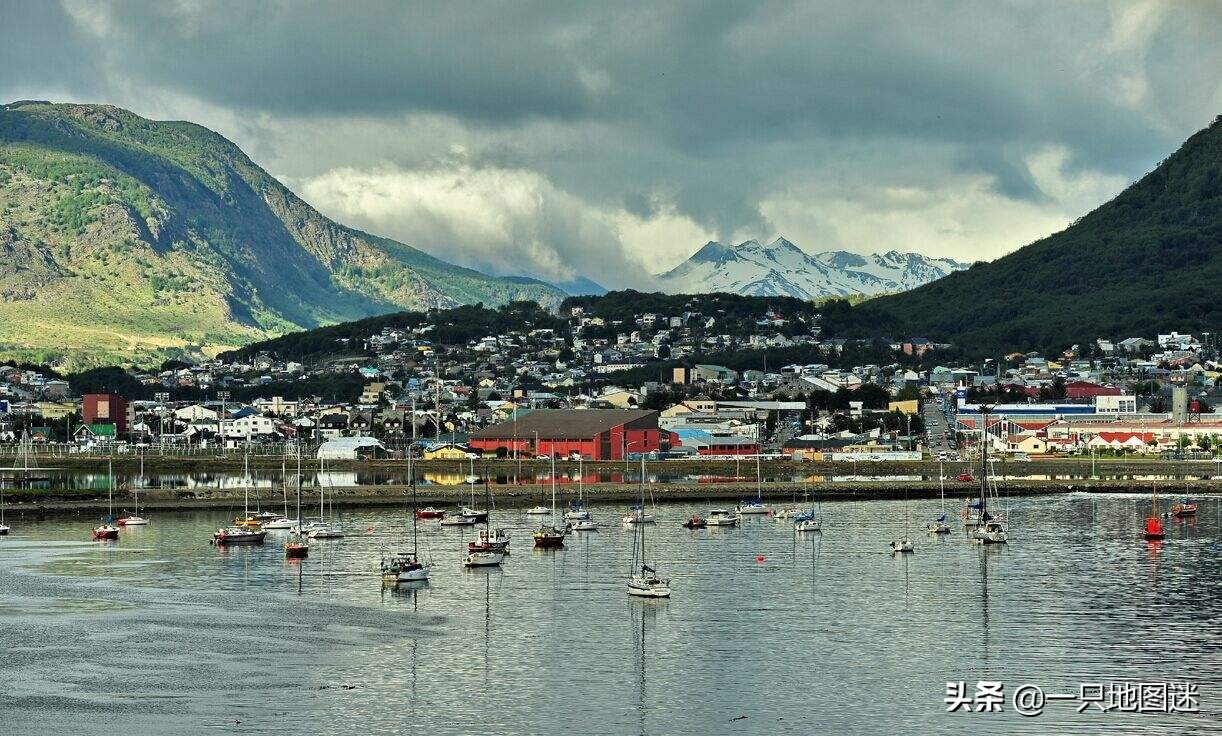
top-left (39, 402), bottom-right (75, 419)
top-left (422, 443), bottom-right (475, 460)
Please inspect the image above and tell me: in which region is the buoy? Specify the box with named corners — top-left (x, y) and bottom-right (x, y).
top-left (366, 526), bottom-right (375, 534)
top-left (755, 555), bottom-right (766, 563)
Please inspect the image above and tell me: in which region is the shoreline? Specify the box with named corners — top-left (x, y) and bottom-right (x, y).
top-left (4, 478), bottom-right (1219, 519)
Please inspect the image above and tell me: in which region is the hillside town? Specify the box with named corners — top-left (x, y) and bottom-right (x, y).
top-left (2, 303), bottom-right (1219, 462)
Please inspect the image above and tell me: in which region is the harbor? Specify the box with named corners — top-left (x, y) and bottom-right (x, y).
top-left (1, 491), bottom-right (1217, 734)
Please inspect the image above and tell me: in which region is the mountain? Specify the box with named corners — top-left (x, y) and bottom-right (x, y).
top-left (655, 237), bottom-right (970, 299)
top-left (0, 102), bottom-right (562, 367)
top-left (502, 274), bottom-right (608, 296)
top-left (836, 115), bottom-right (1222, 354)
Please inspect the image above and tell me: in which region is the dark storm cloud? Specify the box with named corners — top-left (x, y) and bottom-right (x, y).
top-left (2, 1), bottom-right (1218, 281)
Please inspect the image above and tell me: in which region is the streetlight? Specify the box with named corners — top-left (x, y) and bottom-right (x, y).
top-left (217, 391), bottom-right (230, 455)
top-left (154, 392), bottom-right (170, 448)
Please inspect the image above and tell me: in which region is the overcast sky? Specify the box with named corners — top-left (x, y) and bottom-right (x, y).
top-left (2, 1), bottom-right (1218, 288)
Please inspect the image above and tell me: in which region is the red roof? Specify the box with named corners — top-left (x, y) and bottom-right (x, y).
top-left (1065, 381), bottom-right (1122, 399)
top-left (1096, 431), bottom-right (1155, 444)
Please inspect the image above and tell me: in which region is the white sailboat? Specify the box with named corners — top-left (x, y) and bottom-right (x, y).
top-left (889, 485), bottom-right (914, 554)
top-left (627, 478), bottom-right (670, 598)
top-left (970, 407), bottom-right (1008, 545)
top-left (384, 472), bottom-right (430, 580)
top-left (308, 460), bottom-right (346, 539)
top-left (532, 454), bottom-right (566, 548)
top-left (284, 443), bottom-right (309, 558)
top-left (264, 454), bottom-right (299, 529)
top-left (118, 453), bottom-right (149, 526)
top-left (736, 454), bottom-right (771, 515)
top-left (926, 460), bottom-right (951, 534)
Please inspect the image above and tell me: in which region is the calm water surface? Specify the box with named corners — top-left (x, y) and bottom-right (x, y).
top-left (1, 493), bottom-right (1219, 735)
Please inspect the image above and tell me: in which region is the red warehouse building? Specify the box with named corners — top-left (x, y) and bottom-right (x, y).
top-left (82, 393), bottom-right (131, 435)
top-left (468, 409), bottom-right (671, 460)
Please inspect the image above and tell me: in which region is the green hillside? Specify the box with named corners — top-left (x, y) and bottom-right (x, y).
top-left (0, 102), bottom-right (561, 368)
top-left (836, 116), bottom-right (1222, 354)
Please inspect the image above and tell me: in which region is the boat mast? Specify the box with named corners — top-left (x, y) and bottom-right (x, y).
top-left (108, 459), bottom-right (114, 518)
top-left (410, 449), bottom-right (418, 555)
top-left (550, 453), bottom-right (557, 528)
top-left (979, 406), bottom-right (990, 522)
top-left (295, 441), bottom-right (303, 533)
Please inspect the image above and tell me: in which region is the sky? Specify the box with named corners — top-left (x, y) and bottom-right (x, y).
top-left (2, 0), bottom-right (1219, 289)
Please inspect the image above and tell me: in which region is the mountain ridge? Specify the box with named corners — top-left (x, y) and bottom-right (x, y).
top-left (656, 236), bottom-right (970, 299)
top-left (0, 101), bottom-right (563, 367)
top-left (833, 115), bottom-right (1222, 352)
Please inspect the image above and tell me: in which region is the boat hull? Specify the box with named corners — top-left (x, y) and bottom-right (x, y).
top-left (92, 526), bottom-right (120, 540)
top-left (284, 544), bottom-right (309, 558)
top-left (464, 552), bottom-right (504, 567)
top-left (214, 530), bottom-right (267, 545)
top-left (627, 578), bottom-right (671, 598)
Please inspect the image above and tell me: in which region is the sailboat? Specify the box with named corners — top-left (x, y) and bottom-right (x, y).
top-left (284, 443), bottom-right (309, 558)
top-left (627, 478), bottom-right (670, 598)
top-left (468, 476), bottom-right (511, 554)
top-left (214, 462), bottom-right (267, 545)
top-left (926, 460), bottom-right (951, 534)
top-left (736, 453), bottom-right (770, 515)
top-left (384, 472), bottom-right (431, 578)
top-left (1171, 471), bottom-right (1197, 517)
top-left (92, 460), bottom-right (121, 540)
top-left (971, 408), bottom-right (1008, 544)
top-left (0, 478), bottom-right (8, 535)
top-left (888, 484), bottom-right (914, 553)
top-left (233, 452), bottom-right (263, 529)
top-left (532, 454), bottom-right (566, 548)
top-left (308, 460), bottom-right (345, 539)
top-left (1143, 476), bottom-right (1166, 540)
top-left (464, 474), bottom-right (505, 566)
top-left (117, 453), bottom-right (150, 526)
top-left (793, 504), bottom-right (821, 533)
top-left (264, 455), bottom-right (299, 529)
top-left (4, 430), bottom-right (51, 486)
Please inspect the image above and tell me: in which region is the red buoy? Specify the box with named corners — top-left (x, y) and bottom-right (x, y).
top-left (755, 555), bottom-right (766, 563)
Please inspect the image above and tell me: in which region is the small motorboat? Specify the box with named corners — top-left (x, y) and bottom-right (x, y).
top-left (681, 515), bottom-right (706, 529)
top-left (569, 518), bottom-right (599, 532)
top-left (889, 537), bottom-right (914, 554)
top-left (525, 505), bottom-right (551, 515)
top-left (627, 570), bottom-right (671, 598)
top-left (213, 526), bottom-right (267, 545)
top-left (705, 509), bottom-right (739, 527)
top-left (307, 523), bottom-right (346, 539)
top-left (415, 507), bottom-right (446, 519)
top-left (532, 525), bottom-right (566, 548)
top-left (284, 535), bottom-right (310, 559)
top-left (262, 516), bottom-right (298, 530)
top-left (383, 551), bottom-right (430, 580)
top-left (1171, 498), bottom-right (1197, 517)
top-left (92, 524), bottom-right (120, 541)
top-left (440, 513), bottom-right (478, 527)
top-left (0, 524), bottom-right (9, 536)
top-left (467, 528), bottom-right (512, 554)
top-left (463, 550), bottom-right (505, 567)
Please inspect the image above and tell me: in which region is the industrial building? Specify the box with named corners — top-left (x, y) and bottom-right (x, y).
top-left (468, 409), bottom-right (669, 460)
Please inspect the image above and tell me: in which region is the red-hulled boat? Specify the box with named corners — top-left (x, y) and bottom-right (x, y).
top-left (468, 527), bottom-right (511, 554)
top-left (532, 525), bottom-right (566, 548)
top-left (284, 535), bottom-right (309, 558)
top-left (1144, 481), bottom-right (1165, 540)
top-left (415, 507), bottom-right (446, 519)
top-left (1171, 498), bottom-right (1197, 517)
top-left (92, 524), bottom-right (120, 540)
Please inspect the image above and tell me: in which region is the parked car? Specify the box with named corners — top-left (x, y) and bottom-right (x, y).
top-left (955, 472), bottom-right (975, 482)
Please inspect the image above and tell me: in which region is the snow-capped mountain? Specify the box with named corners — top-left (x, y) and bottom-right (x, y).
top-left (655, 237), bottom-right (971, 300)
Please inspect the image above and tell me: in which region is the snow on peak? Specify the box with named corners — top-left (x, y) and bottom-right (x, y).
top-left (656, 238), bottom-right (970, 299)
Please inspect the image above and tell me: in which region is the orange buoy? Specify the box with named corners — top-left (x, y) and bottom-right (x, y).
top-left (755, 555), bottom-right (766, 563)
